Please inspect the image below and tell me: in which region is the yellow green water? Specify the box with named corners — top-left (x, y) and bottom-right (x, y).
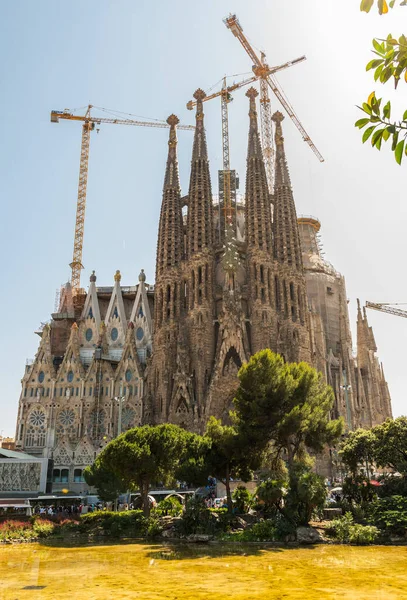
top-left (1, 542), bottom-right (406, 599)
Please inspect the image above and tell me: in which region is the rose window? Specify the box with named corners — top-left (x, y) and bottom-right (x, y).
top-left (59, 409), bottom-right (75, 427)
top-left (121, 407), bottom-right (136, 430)
top-left (29, 409), bottom-right (45, 426)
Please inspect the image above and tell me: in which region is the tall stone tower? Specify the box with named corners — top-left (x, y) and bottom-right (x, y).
top-left (244, 87), bottom-right (276, 354)
top-left (149, 115), bottom-right (184, 424)
top-left (271, 111), bottom-right (311, 363)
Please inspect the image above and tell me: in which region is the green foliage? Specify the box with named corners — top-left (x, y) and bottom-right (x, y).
top-left (368, 495), bottom-right (407, 535)
top-left (79, 510), bottom-right (146, 537)
top-left (328, 512), bottom-right (379, 544)
top-left (232, 485), bottom-right (253, 514)
top-left (234, 350), bottom-right (343, 467)
top-left (256, 479), bottom-right (286, 516)
top-left (204, 417), bottom-right (253, 512)
top-left (222, 519), bottom-right (277, 542)
top-left (285, 464), bottom-right (327, 526)
top-left (99, 424), bottom-right (203, 516)
top-left (176, 496), bottom-right (216, 536)
top-left (342, 475), bottom-right (377, 504)
top-left (372, 417), bottom-right (407, 474)
top-left (155, 496), bottom-right (183, 517)
top-left (340, 428), bottom-right (376, 476)
top-left (356, 0), bottom-right (407, 164)
top-left (32, 519), bottom-right (55, 538)
top-left (83, 457), bottom-right (126, 503)
top-left (378, 475), bottom-right (407, 497)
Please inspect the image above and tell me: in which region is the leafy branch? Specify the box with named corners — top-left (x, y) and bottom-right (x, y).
top-left (356, 93), bottom-right (407, 163)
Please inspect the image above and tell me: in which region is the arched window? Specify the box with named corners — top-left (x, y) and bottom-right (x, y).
top-left (61, 469), bottom-right (69, 483)
top-left (37, 430), bottom-right (46, 447)
top-left (74, 469), bottom-right (84, 483)
top-left (53, 469), bottom-right (61, 483)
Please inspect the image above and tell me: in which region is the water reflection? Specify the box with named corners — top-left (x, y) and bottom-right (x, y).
top-left (0, 542), bottom-right (406, 599)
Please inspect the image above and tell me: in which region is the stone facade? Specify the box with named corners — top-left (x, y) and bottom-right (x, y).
top-left (14, 87), bottom-right (392, 487)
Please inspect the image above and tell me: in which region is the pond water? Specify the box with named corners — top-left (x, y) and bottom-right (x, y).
top-left (1, 542), bottom-right (406, 599)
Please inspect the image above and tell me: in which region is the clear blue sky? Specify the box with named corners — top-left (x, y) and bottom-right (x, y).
top-left (1, 0), bottom-right (406, 435)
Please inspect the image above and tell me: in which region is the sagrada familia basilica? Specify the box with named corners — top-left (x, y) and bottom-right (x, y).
top-left (14, 88), bottom-right (392, 492)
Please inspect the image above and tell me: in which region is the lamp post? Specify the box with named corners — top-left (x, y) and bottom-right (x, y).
top-left (115, 383), bottom-right (126, 436)
top-left (340, 369), bottom-right (352, 431)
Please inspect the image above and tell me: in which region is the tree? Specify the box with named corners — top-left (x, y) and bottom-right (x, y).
top-left (98, 424), bottom-right (199, 516)
top-left (372, 416), bottom-right (407, 474)
top-left (233, 350), bottom-right (290, 449)
top-left (356, 0), bottom-right (407, 163)
top-left (340, 427), bottom-right (376, 476)
top-left (271, 361), bottom-right (343, 467)
top-left (83, 458), bottom-right (127, 506)
top-left (234, 350), bottom-right (343, 467)
top-left (204, 417), bottom-right (253, 513)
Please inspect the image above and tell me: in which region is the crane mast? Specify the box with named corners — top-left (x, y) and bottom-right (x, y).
top-left (51, 105), bottom-right (194, 297)
top-left (224, 12), bottom-right (324, 191)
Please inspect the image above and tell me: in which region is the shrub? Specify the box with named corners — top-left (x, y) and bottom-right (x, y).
top-left (255, 479), bottom-right (285, 516)
top-left (176, 496), bottom-right (215, 536)
top-left (32, 519), bottom-right (55, 538)
top-left (79, 510), bottom-right (145, 537)
top-left (378, 476), bottom-right (407, 498)
top-left (221, 519), bottom-right (277, 542)
top-left (368, 495), bottom-right (407, 536)
top-left (285, 465), bottom-right (326, 526)
top-left (232, 486), bottom-right (253, 514)
top-left (155, 496), bottom-right (183, 517)
top-left (328, 512), bottom-right (379, 544)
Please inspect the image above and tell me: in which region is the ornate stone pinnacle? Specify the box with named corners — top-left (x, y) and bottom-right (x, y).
top-left (271, 111), bottom-right (285, 123)
top-left (246, 87), bottom-right (259, 99)
top-left (139, 268), bottom-right (146, 282)
top-left (72, 322), bottom-right (78, 330)
top-left (114, 270), bottom-right (121, 282)
top-left (193, 88), bottom-right (206, 101)
top-left (167, 114), bottom-right (179, 127)
top-left (90, 270), bottom-right (97, 283)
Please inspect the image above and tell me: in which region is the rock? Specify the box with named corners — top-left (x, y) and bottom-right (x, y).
top-left (296, 526), bottom-right (323, 544)
top-left (161, 528), bottom-right (178, 539)
top-left (231, 516), bottom-right (247, 530)
top-left (323, 508), bottom-right (343, 520)
top-left (185, 534), bottom-right (211, 543)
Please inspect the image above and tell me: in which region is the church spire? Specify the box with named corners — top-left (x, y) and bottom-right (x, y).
top-left (272, 111), bottom-right (302, 270)
top-left (244, 87), bottom-right (272, 252)
top-left (186, 89), bottom-right (214, 257)
top-left (156, 114), bottom-right (184, 278)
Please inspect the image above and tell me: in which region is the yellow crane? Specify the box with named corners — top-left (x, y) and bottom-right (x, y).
top-left (51, 105), bottom-right (195, 296)
top-left (365, 302), bottom-right (407, 319)
top-left (224, 13), bottom-right (324, 193)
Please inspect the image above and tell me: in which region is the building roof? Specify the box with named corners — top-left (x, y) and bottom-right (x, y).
top-left (0, 448), bottom-right (40, 460)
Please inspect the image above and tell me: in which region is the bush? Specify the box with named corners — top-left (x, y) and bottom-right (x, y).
top-left (368, 495), bottom-right (407, 536)
top-left (232, 486), bottom-right (253, 514)
top-left (328, 512), bottom-right (379, 544)
top-left (79, 510), bottom-right (145, 537)
top-left (155, 496), bottom-right (183, 517)
top-left (285, 465), bottom-right (326, 526)
top-left (0, 519), bottom-right (56, 542)
top-left (32, 519), bottom-right (55, 538)
top-left (221, 519), bottom-right (277, 542)
top-left (176, 497), bottom-right (233, 536)
top-left (378, 476), bottom-right (407, 498)
top-left (255, 479), bottom-right (285, 516)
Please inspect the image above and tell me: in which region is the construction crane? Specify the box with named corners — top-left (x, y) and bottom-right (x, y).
top-left (187, 56), bottom-right (305, 230)
top-left (365, 302), bottom-right (407, 319)
top-left (224, 13), bottom-right (324, 192)
top-left (51, 105), bottom-right (194, 297)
